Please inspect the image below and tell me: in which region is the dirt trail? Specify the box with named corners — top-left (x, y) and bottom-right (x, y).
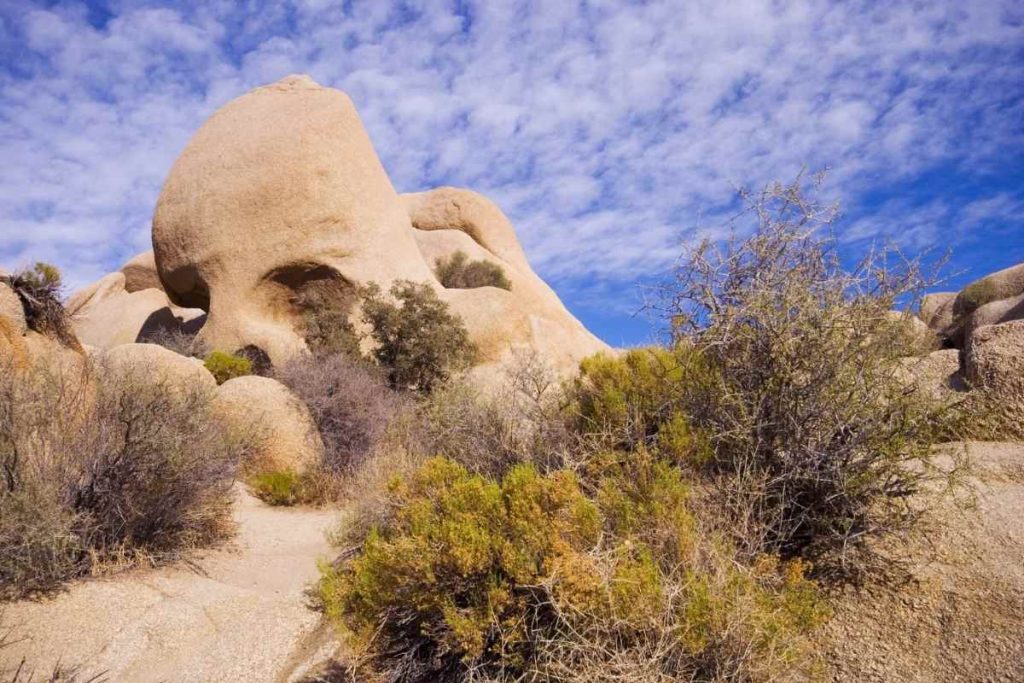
top-left (0, 488), bottom-right (339, 682)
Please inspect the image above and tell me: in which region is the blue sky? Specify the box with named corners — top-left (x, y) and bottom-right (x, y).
top-left (1, 0), bottom-right (1022, 346)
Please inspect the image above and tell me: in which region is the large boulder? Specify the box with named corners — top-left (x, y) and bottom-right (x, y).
top-left (953, 262), bottom-right (1024, 321)
top-left (963, 321), bottom-right (1024, 435)
top-left (212, 375), bottom-right (321, 473)
top-left (68, 270), bottom-right (204, 350)
top-left (964, 291), bottom-right (1024, 342)
top-left (897, 349), bottom-right (965, 401)
top-left (151, 75), bottom-right (607, 380)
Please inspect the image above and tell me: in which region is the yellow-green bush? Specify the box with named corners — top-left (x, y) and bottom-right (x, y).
top-left (248, 470), bottom-right (304, 506)
top-left (320, 454), bottom-right (827, 682)
top-left (573, 347), bottom-right (714, 460)
top-left (203, 350), bottom-right (252, 385)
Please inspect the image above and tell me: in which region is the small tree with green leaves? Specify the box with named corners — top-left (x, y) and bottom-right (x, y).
top-left (361, 281), bottom-right (477, 393)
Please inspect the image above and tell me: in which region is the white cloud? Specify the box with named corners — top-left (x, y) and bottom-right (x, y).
top-left (0, 0), bottom-right (1021, 331)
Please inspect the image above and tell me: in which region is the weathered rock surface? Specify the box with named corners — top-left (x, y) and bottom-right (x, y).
top-left (822, 441), bottom-right (1024, 682)
top-left (953, 262), bottom-right (1024, 320)
top-left (0, 488), bottom-right (338, 683)
top-left (919, 291), bottom-right (956, 333)
top-left (897, 348), bottom-right (965, 400)
top-left (963, 320), bottom-right (1024, 432)
top-left (150, 75), bottom-right (607, 379)
top-left (120, 249), bottom-right (164, 293)
top-left (68, 267), bottom-right (205, 351)
top-left (99, 342), bottom-right (216, 392)
top-left (213, 375), bottom-right (322, 473)
top-left (964, 291), bottom-right (1024, 341)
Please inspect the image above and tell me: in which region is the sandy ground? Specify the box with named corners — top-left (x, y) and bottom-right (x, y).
top-left (0, 487), bottom-right (339, 682)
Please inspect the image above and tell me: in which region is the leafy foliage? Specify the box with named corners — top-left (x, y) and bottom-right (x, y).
top-left (320, 453), bottom-right (827, 683)
top-left (362, 281), bottom-right (477, 393)
top-left (203, 350), bottom-right (252, 385)
top-left (435, 250), bottom-right (512, 291)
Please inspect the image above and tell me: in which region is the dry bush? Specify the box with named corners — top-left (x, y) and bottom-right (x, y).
top-left (435, 251), bottom-right (511, 291)
top-left (410, 352), bottom-right (577, 477)
top-left (275, 353), bottom-right (407, 476)
top-left (652, 176), bottom-right (965, 579)
top-left (8, 263), bottom-right (79, 351)
top-left (141, 325), bottom-right (208, 358)
top-left (0, 356), bottom-right (251, 599)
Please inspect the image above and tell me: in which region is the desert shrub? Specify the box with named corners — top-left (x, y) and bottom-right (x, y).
top-left (362, 281), bottom-right (477, 393)
top-left (0, 357), bottom-right (250, 599)
top-left (321, 453), bottom-right (826, 683)
top-left (293, 279), bottom-right (362, 358)
top-left (203, 350), bottom-right (252, 385)
top-left (652, 176), bottom-right (964, 577)
top-left (275, 353), bottom-right (406, 476)
top-left (435, 251), bottom-right (511, 290)
top-left (142, 325), bottom-right (208, 359)
top-left (410, 352), bottom-right (576, 477)
top-left (234, 344), bottom-right (273, 376)
top-left (9, 263), bottom-right (79, 350)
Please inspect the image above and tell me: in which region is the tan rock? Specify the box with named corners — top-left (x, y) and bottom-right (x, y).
top-left (918, 292), bottom-right (955, 332)
top-left (0, 277), bottom-right (25, 332)
top-left (897, 349), bottom-right (965, 400)
top-left (953, 261), bottom-right (1024, 319)
top-left (153, 74), bottom-right (433, 363)
top-left (964, 319), bottom-right (1024, 404)
top-left (964, 291), bottom-right (1024, 343)
top-left (68, 272), bottom-right (204, 350)
top-left (402, 187), bottom-right (530, 271)
top-left (151, 75), bottom-right (608, 381)
top-left (212, 375), bottom-right (321, 473)
top-left (99, 343), bottom-right (216, 393)
top-left (120, 250), bottom-right (164, 293)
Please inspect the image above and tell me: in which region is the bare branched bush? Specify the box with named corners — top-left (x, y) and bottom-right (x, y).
top-left (275, 353), bottom-right (406, 476)
top-left (653, 175), bottom-right (965, 578)
top-left (142, 325), bottom-right (208, 359)
top-left (0, 356), bottom-right (251, 599)
top-left (410, 352), bottom-right (576, 477)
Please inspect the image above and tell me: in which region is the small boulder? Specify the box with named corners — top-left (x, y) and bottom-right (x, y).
top-left (212, 375), bottom-right (321, 473)
top-left (100, 343), bottom-right (216, 393)
top-left (918, 292), bottom-right (956, 333)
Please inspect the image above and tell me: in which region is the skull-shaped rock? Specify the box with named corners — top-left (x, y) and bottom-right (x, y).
top-left (153, 75), bottom-right (607, 378)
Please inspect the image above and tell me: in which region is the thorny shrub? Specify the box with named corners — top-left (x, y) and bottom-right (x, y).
top-left (435, 251), bottom-right (512, 291)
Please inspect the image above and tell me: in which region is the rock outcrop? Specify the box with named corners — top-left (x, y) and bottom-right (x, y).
top-left (99, 343), bottom-right (216, 393)
top-left (68, 259), bottom-right (205, 351)
top-left (212, 375), bottom-right (322, 473)
top-left (150, 75), bottom-right (607, 380)
top-left (925, 262), bottom-right (1024, 347)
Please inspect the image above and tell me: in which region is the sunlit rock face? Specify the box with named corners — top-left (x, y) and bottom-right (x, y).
top-left (149, 74), bottom-right (607, 380)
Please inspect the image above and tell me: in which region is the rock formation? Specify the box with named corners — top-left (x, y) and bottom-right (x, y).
top-left (144, 74), bottom-right (606, 380)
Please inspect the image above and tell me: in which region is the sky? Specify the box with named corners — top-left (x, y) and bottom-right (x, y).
top-left (0, 0), bottom-right (1022, 346)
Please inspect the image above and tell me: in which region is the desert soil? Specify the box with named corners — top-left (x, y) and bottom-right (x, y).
top-left (0, 487), bottom-right (339, 682)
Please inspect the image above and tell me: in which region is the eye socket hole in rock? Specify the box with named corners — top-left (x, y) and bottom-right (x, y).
top-left (161, 264), bottom-right (211, 310)
top-left (434, 250), bottom-right (511, 291)
top-left (263, 262), bottom-right (361, 357)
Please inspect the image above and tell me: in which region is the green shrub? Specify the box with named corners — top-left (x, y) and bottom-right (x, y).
top-left (435, 250), bottom-right (511, 290)
top-left (248, 470), bottom-right (303, 506)
top-left (362, 281), bottom-right (477, 393)
top-left (293, 280), bottom-right (362, 358)
top-left (320, 454), bottom-right (827, 682)
top-left (203, 351), bottom-right (252, 385)
top-left (573, 347), bottom-right (714, 462)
